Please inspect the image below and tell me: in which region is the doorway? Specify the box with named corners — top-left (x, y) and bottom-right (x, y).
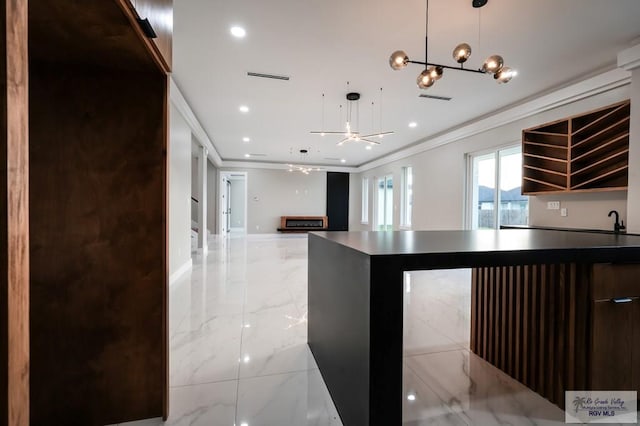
top-left (219, 172), bottom-right (248, 235)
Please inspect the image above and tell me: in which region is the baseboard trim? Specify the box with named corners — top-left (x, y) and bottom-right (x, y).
top-left (169, 259), bottom-right (193, 286)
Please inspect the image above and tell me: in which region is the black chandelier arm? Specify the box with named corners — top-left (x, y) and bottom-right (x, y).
top-left (407, 60), bottom-right (486, 74)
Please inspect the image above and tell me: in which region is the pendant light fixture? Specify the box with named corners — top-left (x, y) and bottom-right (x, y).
top-left (389, 0), bottom-right (516, 89)
top-left (310, 85), bottom-right (394, 146)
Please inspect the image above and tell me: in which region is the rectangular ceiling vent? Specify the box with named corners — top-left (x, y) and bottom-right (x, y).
top-left (247, 153), bottom-right (267, 157)
top-left (247, 72), bottom-right (290, 81)
top-left (419, 93), bottom-right (452, 101)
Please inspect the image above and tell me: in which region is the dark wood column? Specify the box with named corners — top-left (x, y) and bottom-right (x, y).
top-left (1, 1), bottom-right (30, 425)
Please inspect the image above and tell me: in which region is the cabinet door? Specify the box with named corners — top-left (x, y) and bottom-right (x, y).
top-left (590, 298), bottom-right (635, 390)
top-left (133, 0), bottom-right (173, 69)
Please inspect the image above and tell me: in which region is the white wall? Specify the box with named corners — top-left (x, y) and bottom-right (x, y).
top-left (207, 160), bottom-right (217, 234)
top-left (222, 168), bottom-right (326, 233)
top-left (230, 177), bottom-right (246, 229)
top-left (169, 104), bottom-right (192, 275)
top-left (350, 85), bottom-right (631, 232)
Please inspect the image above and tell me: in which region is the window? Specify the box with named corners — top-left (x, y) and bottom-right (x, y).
top-left (376, 175), bottom-right (393, 231)
top-left (361, 177), bottom-right (369, 224)
top-left (401, 167), bottom-right (413, 228)
top-left (467, 145), bottom-right (528, 229)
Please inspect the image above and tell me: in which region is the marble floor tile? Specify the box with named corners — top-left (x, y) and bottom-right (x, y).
top-left (165, 381), bottom-right (237, 426)
top-left (170, 314), bottom-right (242, 386)
top-left (239, 303), bottom-right (316, 378)
top-left (403, 363), bottom-right (468, 425)
top-left (405, 349), bottom-right (566, 425)
top-left (236, 369), bottom-right (342, 426)
top-left (157, 234), bottom-right (587, 426)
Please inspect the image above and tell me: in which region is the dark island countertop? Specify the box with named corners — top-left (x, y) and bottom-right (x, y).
top-left (309, 229), bottom-right (640, 267)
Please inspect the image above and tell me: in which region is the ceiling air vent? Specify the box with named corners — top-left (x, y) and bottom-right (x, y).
top-left (418, 94), bottom-right (452, 101)
top-left (247, 72), bottom-right (290, 81)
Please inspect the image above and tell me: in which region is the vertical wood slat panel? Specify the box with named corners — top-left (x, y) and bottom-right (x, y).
top-left (492, 268), bottom-right (502, 368)
top-left (4, 1), bottom-right (30, 425)
top-left (471, 269), bottom-right (478, 353)
top-left (482, 268), bottom-right (489, 359)
top-left (500, 267), bottom-right (507, 372)
top-left (506, 266), bottom-right (514, 377)
top-left (514, 266), bottom-right (522, 382)
top-left (470, 263), bottom-right (590, 408)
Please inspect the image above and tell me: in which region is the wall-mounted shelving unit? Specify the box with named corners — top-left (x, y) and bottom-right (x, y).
top-left (522, 100), bottom-right (630, 195)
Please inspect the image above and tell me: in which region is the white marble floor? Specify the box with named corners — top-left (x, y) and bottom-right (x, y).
top-left (116, 234), bottom-right (570, 426)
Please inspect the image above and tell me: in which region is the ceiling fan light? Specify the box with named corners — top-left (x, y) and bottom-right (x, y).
top-left (428, 66), bottom-right (444, 80)
top-left (453, 43), bottom-right (472, 64)
top-left (482, 54), bottom-right (504, 74)
top-left (417, 69), bottom-right (435, 89)
top-left (494, 66), bottom-right (514, 83)
top-left (389, 50), bottom-right (409, 70)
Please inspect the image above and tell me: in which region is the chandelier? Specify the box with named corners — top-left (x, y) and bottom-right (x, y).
top-left (310, 86), bottom-right (394, 146)
top-left (389, 0), bottom-right (516, 89)
top-left (287, 164), bottom-right (324, 174)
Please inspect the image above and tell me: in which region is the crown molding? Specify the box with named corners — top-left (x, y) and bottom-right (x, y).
top-left (356, 67), bottom-right (631, 172)
top-left (618, 44), bottom-right (640, 71)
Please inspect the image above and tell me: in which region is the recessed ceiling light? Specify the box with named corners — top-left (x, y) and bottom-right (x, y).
top-left (244, 154), bottom-right (251, 158)
top-left (407, 393), bottom-right (416, 401)
top-left (409, 122), bottom-right (417, 128)
top-left (366, 146), bottom-right (372, 150)
top-left (242, 137), bottom-right (250, 142)
top-left (239, 105), bottom-right (249, 113)
top-left (230, 26), bottom-right (246, 38)
top-left (340, 159), bottom-right (346, 163)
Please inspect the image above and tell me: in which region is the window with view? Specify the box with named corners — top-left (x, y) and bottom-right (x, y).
top-left (468, 146), bottom-right (528, 229)
top-left (361, 177), bottom-right (369, 224)
top-left (401, 167), bottom-right (413, 227)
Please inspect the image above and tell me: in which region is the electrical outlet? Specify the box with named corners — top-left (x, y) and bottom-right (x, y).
top-left (561, 208), bottom-right (568, 217)
top-left (547, 201), bottom-right (560, 210)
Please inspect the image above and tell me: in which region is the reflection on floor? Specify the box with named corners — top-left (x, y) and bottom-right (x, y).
top-left (117, 234), bottom-right (567, 426)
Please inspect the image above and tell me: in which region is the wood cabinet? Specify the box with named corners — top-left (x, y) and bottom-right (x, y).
top-left (590, 264), bottom-right (640, 391)
top-left (128, 0), bottom-right (173, 70)
top-left (471, 262), bottom-right (640, 409)
top-left (522, 100), bottom-right (630, 194)
top-left (1, 1), bottom-right (171, 424)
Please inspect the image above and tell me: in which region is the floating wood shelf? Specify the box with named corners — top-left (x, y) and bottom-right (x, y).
top-left (522, 100), bottom-right (630, 194)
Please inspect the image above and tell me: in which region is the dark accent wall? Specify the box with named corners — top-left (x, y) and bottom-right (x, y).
top-left (326, 172), bottom-right (349, 231)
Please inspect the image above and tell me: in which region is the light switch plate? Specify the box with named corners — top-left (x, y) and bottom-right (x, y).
top-left (547, 201), bottom-right (560, 210)
top-left (561, 208), bottom-right (568, 217)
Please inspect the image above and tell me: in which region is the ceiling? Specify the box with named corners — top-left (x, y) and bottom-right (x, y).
top-left (172, 0), bottom-right (640, 168)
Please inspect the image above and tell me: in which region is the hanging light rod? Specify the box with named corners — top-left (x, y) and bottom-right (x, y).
top-left (389, 0), bottom-right (516, 89)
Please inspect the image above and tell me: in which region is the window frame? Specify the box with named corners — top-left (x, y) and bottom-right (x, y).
top-left (465, 142), bottom-right (528, 230)
top-left (400, 166), bottom-right (413, 229)
top-left (361, 177), bottom-right (369, 224)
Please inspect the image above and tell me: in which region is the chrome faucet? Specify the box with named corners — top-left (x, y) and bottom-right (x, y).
top-left (608, 210), bottom-right (626, 234)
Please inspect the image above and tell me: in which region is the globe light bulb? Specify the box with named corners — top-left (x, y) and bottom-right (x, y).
top-left (452, 43), bottom-right (472, 64)
top-left (482, 55), bottom-right (504, 74)
top-left (417, 69), bottom-right (435, 89)
top-left (389, 50), bottom-right (409, 70)
top-left (494, 66), bottom-right (515, 84)
top-left (428, 66), bottom-right (444, 80)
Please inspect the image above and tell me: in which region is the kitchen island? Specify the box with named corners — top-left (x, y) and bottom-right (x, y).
top-left (307, 229), bottom-right (640, 426)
